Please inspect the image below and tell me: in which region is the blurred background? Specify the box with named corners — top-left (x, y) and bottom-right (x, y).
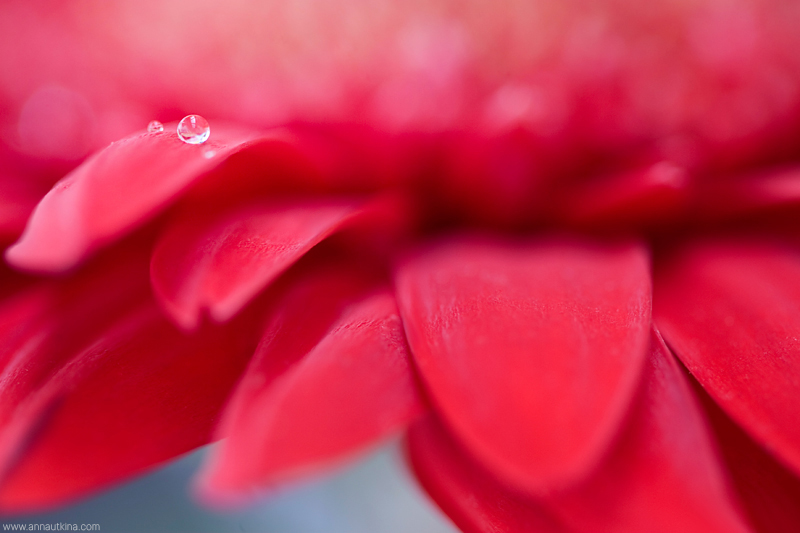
top-left (0, 440), bottom-right (457, 533)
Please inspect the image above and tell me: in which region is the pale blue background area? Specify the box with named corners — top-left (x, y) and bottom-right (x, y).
top-left (0, 440), bottom-right (458, 533)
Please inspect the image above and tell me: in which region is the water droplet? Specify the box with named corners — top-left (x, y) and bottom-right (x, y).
top-left (177, 115), bottom-right (210, 144)
top-left (147, 120), bottom-right (164, 133)
top-left (203, 149), bottom-right (216, 159)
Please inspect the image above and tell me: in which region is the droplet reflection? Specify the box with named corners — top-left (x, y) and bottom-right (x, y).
top-left (147, 120), bottom-right (164, 133)
top-left (177, 115), bottom-right (210, 144)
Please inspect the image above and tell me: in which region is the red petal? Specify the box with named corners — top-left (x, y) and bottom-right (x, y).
top-left (547, 329), bottom-right (751, 533)
top-left (0, 299), bottom-right (260, 511)
top-left (406, 416), bottom-right (570, 533)
top-left (395, 237), bottom-right (651, 492)
top-left (4, 125), bottom-right (306, 273)
top-left (654, 240), bottom-right (800, 477)
top-left (693, 166), bottom-right (800, 221)
top-left (558, 161), bottom-right (689, 227)
top-left (150, 200), bottom-right (360, 329)
top-left (0, 241), bottom-right (152, 462)
top-left (198, 265), bottom-right (425, 503)
top-left (692, 375), bottom-right (800, 533)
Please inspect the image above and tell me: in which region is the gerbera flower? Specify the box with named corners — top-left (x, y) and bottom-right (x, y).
top-left (3, 0), bottom-right (800, 531)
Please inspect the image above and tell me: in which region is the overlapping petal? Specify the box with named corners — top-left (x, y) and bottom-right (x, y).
top-left (0, 243), bottom-right (152, 466)
top-left (5, 125), bottom-right (313, 273)
top-left (654, 240), bottom-right (800, 477)
top-left (396, 237), bottom-right (651, 492)
top-left (0, 235), bottom-right (270, 510)
top-left (198, 263), bottom-right (425, 502)
top-left (150, 201), bottom-right (360, 329)
top-left (150, 189), bottom-right (417, 329)
top-left (0, 295), bottom-right (262, 511)
top-left (407, 416), bottom-right (570, 533)
top-left (692, 378), bottom-right (800, 533)
top-left (547, 329), bottom-right (751, 533)
top-left (407, 327), bottom-right (752, 533)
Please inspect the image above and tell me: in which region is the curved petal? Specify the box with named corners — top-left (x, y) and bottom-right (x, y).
top-left (150, 200), bottom-right (360, 329)
top-left (0, 241), bottom-right (153, 457)
top-left (692, 375), bottom-right (800, 533)
top-left (653, 240), bottom-right (800, 477)
top-left (547, 329), bottom-right (752, 533)
top-left (395, 237), bottom-right (651, 492)
top-left (558, 161), bottom-right (689, 227)
top-left (150, 191), bottom-right (416, 330)
top-left (197, 265), bottom-right (425, 504)
top-left (0, 298), bottom-right (260, 511)
top-left (5, 125), bottom-right (311, 273)
top-left (406, 416), bottom-right (570, 533)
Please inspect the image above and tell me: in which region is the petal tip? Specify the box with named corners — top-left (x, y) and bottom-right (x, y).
top-left (192, 455), bottom-right (277, 511)
top-left (4, 238), bottom-right (77, 274)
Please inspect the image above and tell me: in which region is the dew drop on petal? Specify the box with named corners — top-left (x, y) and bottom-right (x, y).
top-left (203, 149), bottom-right (216, 159)
top-left (177, 114), bottom-right (210, 144)
top-left (147, 120), bottom-right (164, 133)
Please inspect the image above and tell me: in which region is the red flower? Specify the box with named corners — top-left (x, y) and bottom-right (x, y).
top-left (3, 1), bottom-right (800, 531)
